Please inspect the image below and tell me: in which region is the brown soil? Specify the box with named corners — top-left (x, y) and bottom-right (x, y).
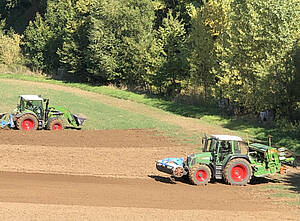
top-left (0, 79), bottom-right (299, 220)
top-left (0, 130), bottom-right (299, 221)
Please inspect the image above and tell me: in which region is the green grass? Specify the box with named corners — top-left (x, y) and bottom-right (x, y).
top-left (1, 73), bottom-right (300, 153)
top-left (261, 184), bottom-right (300, 206)
top-left (271, 193), bottom-right (298, 198)
top-left (288, 200), bottom-right (300, 205)
top-left (261, 184), bottom-right (290, 190)
top-left (0, 80), bottom-right (181, 134)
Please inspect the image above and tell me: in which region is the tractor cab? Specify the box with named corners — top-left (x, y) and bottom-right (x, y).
top-left (203, 135), bottom-right (243, 164)
top-left (18, 95), bottom-right (45, 120)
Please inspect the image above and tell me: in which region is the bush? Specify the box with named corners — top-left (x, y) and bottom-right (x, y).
top-left (0, 21), bottom-right (23, 66)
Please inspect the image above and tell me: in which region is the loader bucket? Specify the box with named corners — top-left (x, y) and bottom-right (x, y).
top-left (72, 114), bottom-right (87, 126)
top-left (0, 113), bottom-right (6, 119)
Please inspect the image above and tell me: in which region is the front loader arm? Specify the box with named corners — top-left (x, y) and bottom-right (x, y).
top-left (49, 106), bottom-right (86, 127)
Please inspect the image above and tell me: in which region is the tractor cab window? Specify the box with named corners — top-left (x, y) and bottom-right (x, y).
top-left (19, 98), bottom-right (25, 111)
top-left (32, 100), bottom-right (43, 119)
top-left (233, 141), bottom-right (241, 153)
top-left (217, 140), bottom-right (232, 163)
top-left (208, 139), bottom-right (217, 153)
top-left (24, 100), bottom-right (44, 119)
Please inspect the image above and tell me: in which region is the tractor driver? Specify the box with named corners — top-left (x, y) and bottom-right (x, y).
top-left (26, 101), bottom-right (34, 110)
top-left (220, 141), bottom-right (231, 153)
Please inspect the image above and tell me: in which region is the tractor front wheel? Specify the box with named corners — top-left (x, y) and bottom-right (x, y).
top-left (189, 164), bottom-right (211, 185)
top-left (47, 118), bottom-right (64, 131)
top-left (16, 114), bottom-right (38, 131)
top-left (224, 158), bottom-right (252, 186)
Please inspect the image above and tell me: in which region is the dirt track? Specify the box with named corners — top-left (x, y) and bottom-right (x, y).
top-left (0, 130), bottom-right (299, 221)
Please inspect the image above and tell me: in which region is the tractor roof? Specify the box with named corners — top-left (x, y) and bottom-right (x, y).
top-left (211, 135), bottom-right (242, 141)
top-left (20, 95), bottom-right (43, 101)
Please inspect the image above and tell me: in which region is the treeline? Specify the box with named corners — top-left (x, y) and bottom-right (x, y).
top-left (1, 0), bottom-right (300, 119)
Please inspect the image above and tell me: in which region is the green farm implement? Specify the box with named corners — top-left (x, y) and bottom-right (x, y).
top-left (156, 135), bottom-right (296, 185)
top-left (0, 95), bottom-right (86, 131)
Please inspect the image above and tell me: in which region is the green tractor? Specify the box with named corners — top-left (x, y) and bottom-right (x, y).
top-left (0, 95), bottom-right (86, 131)
top-left (156, 135), bottom-right (296, 185)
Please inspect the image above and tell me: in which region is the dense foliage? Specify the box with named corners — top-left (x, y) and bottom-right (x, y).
top-left (1, 0), bottom-right (300, 120)
top-left (0, 21), bottom-right (23, 66)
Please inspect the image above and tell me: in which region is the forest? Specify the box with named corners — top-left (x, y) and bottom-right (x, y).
top-left (0, 0), bottom-right (300, 121)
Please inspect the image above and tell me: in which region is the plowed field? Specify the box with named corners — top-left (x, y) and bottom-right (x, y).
top-left (0, 130), bottom-right (299, 221)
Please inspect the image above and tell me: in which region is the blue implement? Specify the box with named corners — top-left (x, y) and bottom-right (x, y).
top-left (156, 157), bottom-right (186, 177)
top-left (0, 114), bottom-right (14, 129)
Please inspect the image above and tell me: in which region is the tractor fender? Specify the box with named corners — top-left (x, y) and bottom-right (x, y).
top-left (223, 155), bottom-right (251, 167)
top-left (14, 112), bottom-right (39, 120)
top-left (208, 163), bottom-right (216, 177)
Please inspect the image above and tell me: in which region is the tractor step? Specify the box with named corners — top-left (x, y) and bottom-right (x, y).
top-left (215, 165), bottom-right (223, 179)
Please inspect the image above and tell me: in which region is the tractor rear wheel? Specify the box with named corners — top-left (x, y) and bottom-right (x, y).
top-left (224, 158), bottom-right (252, 186)
top-left (47, 118), bottom-right (64, 131)
top-left (189, 164), bottom-right (211, 185)
top-left (16, 114), bottom-right (38, 131)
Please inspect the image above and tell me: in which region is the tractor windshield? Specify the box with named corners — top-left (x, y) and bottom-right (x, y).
top-left (21, 99), bottom-right (44, 119)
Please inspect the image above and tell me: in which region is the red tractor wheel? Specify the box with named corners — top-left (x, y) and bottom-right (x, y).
top-left (16, 114), bottom-right (38, 131)
top-left (224, 158), bottom-right (252, 186)
top-left (47, 118), bottom-right (64, 130)
top-left (189, 164), bottom-right (211, 185)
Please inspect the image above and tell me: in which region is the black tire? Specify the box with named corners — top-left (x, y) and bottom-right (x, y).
top-left (189, 164), bottom-right (211, 185)
top-left (16, 114), bottom-right (38, 131)
top-left (47, 118), bottom-right (64, 131)
top-left (224, 158), bottom-right (252, 186)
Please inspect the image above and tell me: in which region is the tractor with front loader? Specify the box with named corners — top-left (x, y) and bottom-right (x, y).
top-left (0, 95), bottom-right (86, 131)
top-left (156, 135), bottom-right (296, 185)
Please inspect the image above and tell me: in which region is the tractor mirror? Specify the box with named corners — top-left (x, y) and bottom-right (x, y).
top-left (202, 133), bottom-right (207, 144)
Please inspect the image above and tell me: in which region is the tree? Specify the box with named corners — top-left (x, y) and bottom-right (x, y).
top-left (216, 0), bottom-right (300, 114)
top-left (0, 21), bottom-right (23, 66)
top-left (87, 0), bottom-right (156, 86)
top-left (0, 0), bottom-right (46, 33)
top-left (23, 0), bottom-right (82, 75)
top-left (291, 39), bottom-right (300, 102)
top-left (153, 11), bottom-right (189, 95)
top-left (188, 0), bottom-right (231, 99)
top-left (57, 0), bottom-right (92, 81)
top-left (23, 13), bottom-right (53, 71)
top-left (152, 0), bottom-right (203, 31)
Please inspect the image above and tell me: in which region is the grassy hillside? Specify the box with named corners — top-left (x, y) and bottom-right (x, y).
top-left (0, 73), bottom-right (299, 154)
top-left (0, 80), bottom-right (182, 133)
